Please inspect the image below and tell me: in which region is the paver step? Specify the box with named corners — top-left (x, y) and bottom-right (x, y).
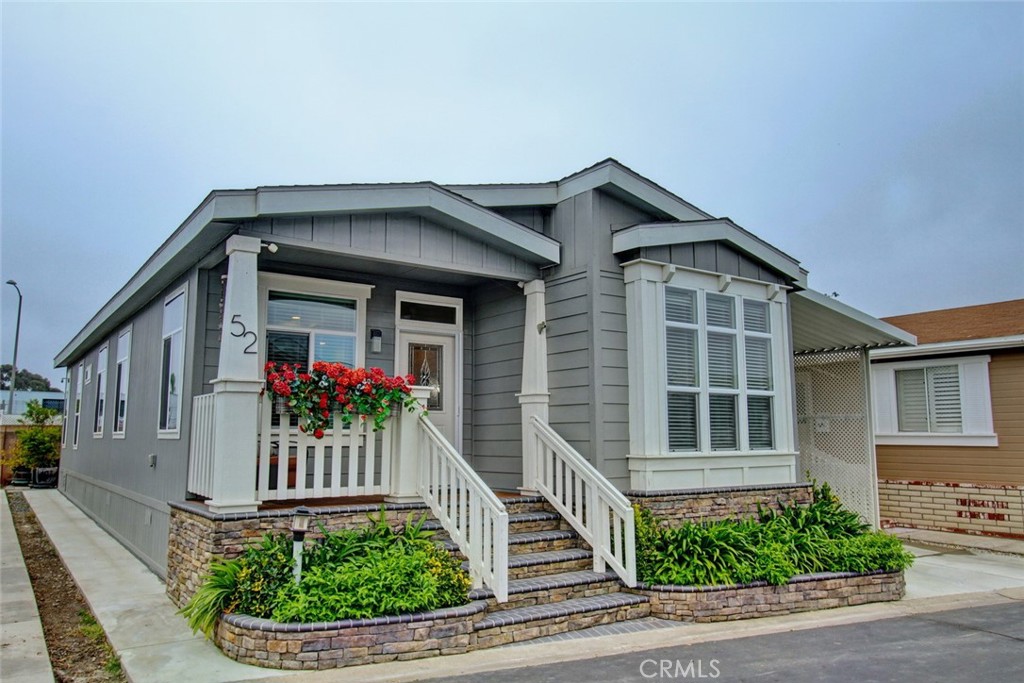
top-left (444, 529), bottom-right (578, 555)
top-left (473, 592), bottom-right (650, 634)
top-left (423, 510), bottom-right (566, 540)
top-left (469, 569), bottom-right (622, 604)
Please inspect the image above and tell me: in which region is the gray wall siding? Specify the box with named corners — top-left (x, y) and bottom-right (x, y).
top-left (546, 270), bottom-right (593, 459)
top-left (491, 207), bottom-right (550, 234)
top-left (470, 282), bottom-right (526, 491)
top-left (595, 270), bottom-right (631, 487)
top-left (59, 270), bottom-right (201, 577)
top-left (248, 213), bottom-right (538, 280)
top-left (200, 263), bottom-right (227, 393)
top-left (641, 242), bottom-right (786, 285)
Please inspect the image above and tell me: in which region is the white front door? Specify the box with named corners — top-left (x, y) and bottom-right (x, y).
top-left (397, 331), bottom-right (459, 446)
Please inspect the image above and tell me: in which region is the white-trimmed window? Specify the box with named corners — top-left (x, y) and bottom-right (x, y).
top-left (159, 286), bottom-right (187, 436)
top-left (93, 345), bottom-right (108, 436)
top-left (259, 273), bottom-right (371, 371)
top-left (61, 368), bottom-right (71, 447)
top-left (113, 327), bottom-right (131, 436)
top-left (73, 363), bottom-right (83, 449)
top-left (872, 355), bottom-right (996, 447)
top-left (665, 277), bottom-right (785, 454)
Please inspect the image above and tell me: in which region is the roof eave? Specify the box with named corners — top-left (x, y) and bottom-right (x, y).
top-left (870, 335), bottom-right (1024, 360)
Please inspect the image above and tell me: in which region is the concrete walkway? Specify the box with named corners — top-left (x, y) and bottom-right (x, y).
top-left (13, 489), bottom-right (1024, 683)
top-left (1, 490), bottom-right (55, 683)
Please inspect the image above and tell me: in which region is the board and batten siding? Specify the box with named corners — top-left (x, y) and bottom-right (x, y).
top-left (876, 349), bottom-right (1024, 486)
top-left (246, 213), bottom-right (538, 280)
top-left (638, 242), bottom-right (786, 285)
top-left (470, 282), bottom-right (526, 491)
top-left (59, 270), bottom-right (202, 578)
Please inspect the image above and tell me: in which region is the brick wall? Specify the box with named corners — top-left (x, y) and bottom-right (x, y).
top-left (627, 484), bottom-right (814, 525)
top-left (636, 571), bottom-right (904, 622)
top-left (878, 480), bottom-right (1024, 538)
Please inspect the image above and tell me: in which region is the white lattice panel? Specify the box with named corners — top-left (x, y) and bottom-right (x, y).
top-left (795, 350), bottom-right (878, 527)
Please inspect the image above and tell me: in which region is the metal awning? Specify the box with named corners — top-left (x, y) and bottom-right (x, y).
top-left (791, 289), bottom-right (916, 354)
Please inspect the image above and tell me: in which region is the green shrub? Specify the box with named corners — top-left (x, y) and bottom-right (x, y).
top-left (829, 532), bottom-right (915, 573)
top-left (633, 482), bottom-right (913, 588)
top-left (180, 507), bottom-right (471, 637)
top-left (179, 558), bottom-right (243, 637)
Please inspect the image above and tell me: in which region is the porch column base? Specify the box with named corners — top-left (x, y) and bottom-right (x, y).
top-left (206, 377), bottom-right (262, 512)
top-left (389, 387), bottom-right (433, 499)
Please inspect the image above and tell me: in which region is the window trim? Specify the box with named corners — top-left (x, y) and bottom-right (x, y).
top-left (93, 345), bottom-right (108, 437)
top-left (663, 270), bottom-right (792, 456)
top-left (112, 325), bottom-right (132, 438)
top-left (872, 355), bottom-right (997, 447)
top-left (73, 363), bottom-right (83, 449)
top-left (257, 273), bottom-right (372, 371)
top-left (158, 283), bottom-right (188, 439)
top-left (61, 368), bottom-right (71, 447)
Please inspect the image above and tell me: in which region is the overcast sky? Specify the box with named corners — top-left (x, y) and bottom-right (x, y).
top-left (2, 2), bottom-right (1022, 387)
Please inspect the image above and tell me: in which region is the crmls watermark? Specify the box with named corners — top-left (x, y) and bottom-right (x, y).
top-left (639, 658), bottom-right (721, 679)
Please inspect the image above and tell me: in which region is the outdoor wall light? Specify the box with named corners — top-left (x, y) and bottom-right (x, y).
top-left (291, 506), bottom-right (312, 583)
top-left (261, 242), bottom-right (279, 254)
top-left (370, 328), bottom-right (383, 353)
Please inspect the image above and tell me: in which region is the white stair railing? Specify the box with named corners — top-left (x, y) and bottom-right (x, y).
top-left (529, 415), bottom-right (636, 587)
top-left (418, 416), bottom-right (509, 603)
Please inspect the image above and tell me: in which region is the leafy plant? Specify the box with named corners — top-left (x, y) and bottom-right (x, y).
top-left (233, 534), bottom-right (293, 618)
top-left (1, 400), bottom-right (61, 469)
top-left (829, 532), bottom-right (915, 573)
top-left (179, 557), bottom-right (243, 637)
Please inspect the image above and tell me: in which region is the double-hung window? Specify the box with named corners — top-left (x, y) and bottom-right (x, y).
top-left (159, 286), bottom-right (187, 435)
top-left (113, 328), bottom-right (131, 436)
top-left (93, 346), bottom-right (108, 436)
top-left (265, 292), bottom-right (359, 368)
top-left (665, 284), bottom-right (780, 453)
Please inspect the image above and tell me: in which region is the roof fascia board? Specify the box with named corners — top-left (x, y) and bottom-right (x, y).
top-left (555, 162), bottom-right (712, 221)
top-left (870, 335), bottom-right (1024, 360)
top-left (612, 220), bottom-right (805, 285)
top-left (219, 184), bottom-right (560, 264)
top-left (443, 184), bottom-right (559, 207)
top-left (794, 289), bottom-right (918, 347)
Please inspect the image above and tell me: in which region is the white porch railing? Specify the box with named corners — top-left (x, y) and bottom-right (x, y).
top-left (188, 393), bottom-right (217, 499)
top-left (528, 415), bottom-right (636, 587)
top-left (418, 415), bottom-right (509, 603)
top-left (256, 396), bottom-right (392, 501)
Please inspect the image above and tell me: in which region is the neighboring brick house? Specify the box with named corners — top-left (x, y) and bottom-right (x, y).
top-left (871, 299), bottom-right (1024, 538)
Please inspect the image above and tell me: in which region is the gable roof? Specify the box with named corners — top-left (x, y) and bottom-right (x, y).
top-left (445, 158), bottom-right (713, 222)
top-left (881, 299), bottom-right (1024, 345)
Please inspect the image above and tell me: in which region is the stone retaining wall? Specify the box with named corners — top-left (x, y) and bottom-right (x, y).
top-left (879, 480), bottom-right (1024, 538)
top-left (627, 483), bottom-right (814, 525)
top-left (166, 501), bottom-right (432, 608)
top-left (635, 570), bottom-right (904, 622)
top-left (216, 601), bottom-right (489, 670)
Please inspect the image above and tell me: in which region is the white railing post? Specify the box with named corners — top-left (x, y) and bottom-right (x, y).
top-left (517, 279), bottom-right (549, 494)
top-left (386, 386), bottom-right (432, 502)
top-left (207, 235), bottom-right (262, 513)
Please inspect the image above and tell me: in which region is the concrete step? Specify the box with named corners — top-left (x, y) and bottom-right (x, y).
top-left (472, 593), bottom-right (651, 648)
top-left (470, 569), bottom-right (623, 610)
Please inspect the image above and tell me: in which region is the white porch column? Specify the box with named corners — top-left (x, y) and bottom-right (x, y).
top-left (387, 386), bottom-right (432, 502)
top-left (517, 279), bottom-right (549, 494)
top-left (207, 235), bottom-right (263, 513)
top-left (624, 260), bottom-right (669, 489)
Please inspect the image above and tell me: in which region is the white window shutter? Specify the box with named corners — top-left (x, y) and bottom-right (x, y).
top-left (896, 368), bottom-right (929, 432)
top-left (666, 328), bottom-right (698, 386)
top-left (709, 394), bottom-right (738, 450)
top-left (707, 332), bottom-right (737, 388)
top-left (927, 365), bottom-right (962, 433)
top-left (667, 392), bottom-right (698, 450)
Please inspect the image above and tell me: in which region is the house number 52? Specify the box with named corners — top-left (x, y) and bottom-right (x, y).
top-left (230, 314), bottom-right (258, 354)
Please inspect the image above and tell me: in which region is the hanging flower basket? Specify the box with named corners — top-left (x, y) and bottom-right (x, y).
top-left (264, 362), bottom-right (419, 439)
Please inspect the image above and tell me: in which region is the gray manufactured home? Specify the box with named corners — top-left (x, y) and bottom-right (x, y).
top-left (55, 159), bottom-right (914, 580)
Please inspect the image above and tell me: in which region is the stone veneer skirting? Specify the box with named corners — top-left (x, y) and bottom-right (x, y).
top-left (216, 601), bottom-right (489, 670)
top-left (635, 570), bottom-right (905, 622)
top-left (627, 483), bottom-right (814, 525)
top-left (166, 500), bottom-right (432, 608)
top-left (879, 480), bottom-right (1024, 539)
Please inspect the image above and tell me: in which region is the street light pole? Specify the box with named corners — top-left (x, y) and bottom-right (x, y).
top-left (6, 280), bottom-right (22, 416)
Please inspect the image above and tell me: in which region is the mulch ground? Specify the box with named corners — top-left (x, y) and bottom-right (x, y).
top-left (6, 491), bottom-right (127, 682)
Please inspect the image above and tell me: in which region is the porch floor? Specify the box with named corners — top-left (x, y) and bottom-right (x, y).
top-left (192, 489), bottom-right (526, 512)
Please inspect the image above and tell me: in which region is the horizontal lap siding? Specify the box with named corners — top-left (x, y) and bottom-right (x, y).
top-left (471, 283), bottom-right (526, 491)
top-left (876, 350), bottom-right (1024, 485)
top-left (547, 271), bottom-right (593, 458)
top-left (597, 270), bottom-right (630, 487)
